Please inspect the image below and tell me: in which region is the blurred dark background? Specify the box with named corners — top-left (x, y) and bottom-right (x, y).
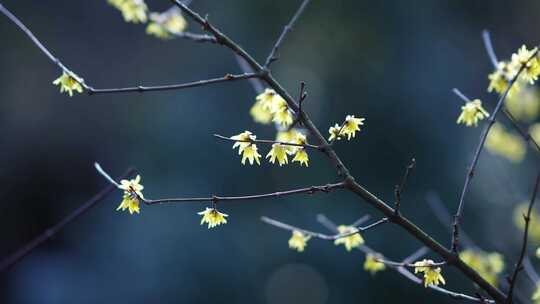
top-left (1, 0), bottom-right (540, 303)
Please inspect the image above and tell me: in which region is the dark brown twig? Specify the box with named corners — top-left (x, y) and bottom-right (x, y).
top-left (0, 168), bottom-right (135, 272)
top-left (394, 158), bottom-right (416, 215)
top-left (506, 169), bottom-right (540, 303)
top-left (263, 0), bottom-right (311, 68)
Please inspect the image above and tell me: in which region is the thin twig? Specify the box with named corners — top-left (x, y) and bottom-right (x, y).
top-left (287, 81), bottom-right (308, 130)
top-left (143, 182), bottom-right (345, 205)
top-left (394, 158), bottom-right (416, 215)
top-left (0, 168), bottom-right (135, 272)
top-left (375, 258), bottom-right (446, 268)
top-left (452, 88), bottom-right (540, 153)
top-left (87, 73), bottom-right (260, 95)
top-left (482, 30), bottom-right (499, 68)
top-left (213, 133), bottom-right (321, 150)
top-left (261, 216), bottom-right (388, 240)
top-left (172, 31), bottom-right (217, 43)
top-left (451, 49), bottom-right (539, 253)
top-left (263, 0), bottom-right (312, 68)
top-left (506, 169), bottom-right (540, 303)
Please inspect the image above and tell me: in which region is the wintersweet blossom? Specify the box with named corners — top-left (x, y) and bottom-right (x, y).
top-left (146, 9), bottom-right (188, 39)
top-left (290, 133), bottom-right (309, 166)
top-left (276, 129), bottom-right (303, 153)
top-left (341, 115), bottom-right (365, 140)
top-left (506, 87), bottom-right (540, 122)
top-left (116, 175), bottom-right (144, 214)
top-left (231, 131), bottom-right (261, 165)
top-left (510, 45), bottom-right (540, 85)
top-left (256, 88), bottom-right (286, 112)
top-left (363, 254), bottom-right (386, 275)
top-left (266, 143), bottom-right (288, 166)
top-left (413, 259), bottom-right (446, 287)
top-left (108, 0), bottom-right (148, 23)
top-left (53, 72), bottom-right (83, 96)
top-left (334, 225), bottom-right (364, 251)
top-left (328, 123), bottom-right (343, 141)
top-left (456, 99), bottom-right (490, 127)
top-left (250, 98), bottom-right (273, 124)
top-left (288, 230), bottom-right (310, 252)
top-left (198, 207), bottom-right (228, 228)
top-left (272, 105), bottom-right (294, 127)
top-left (488, 61), bottom-right (519, 97)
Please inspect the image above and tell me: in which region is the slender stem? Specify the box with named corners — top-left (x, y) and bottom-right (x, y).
top-left (452, 50), bottom-right (538, 254)
top-left (261, 216), bottom-right (387, 240)
top-left (143, 182), bottom-right (345, 205)
top-left (394, 158), bottom-right (416, 214)
top-left (87, 73), bottom-right (259, 95)
top-left (172, 31), bottom-right (217, 43)
top-left (264, 0), bottom-right (311, 68)
top-left (0, 168), bottom-right (135, 272)
top-left (213, 133), bottom-right (321, 150)
top-left (375, 258), bottom-right (446, 268)
top-left (482, 30), bottom-right (499, 68)
top-left (506, 169), bottom-right (540, 303)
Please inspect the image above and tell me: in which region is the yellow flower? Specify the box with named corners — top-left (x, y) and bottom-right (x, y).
top-left (486, 123), bottom-right (526, 163)
top-left (341, 115), bottom-right (365, 140)
top-left (116, 175), bottom-right (144, 214)
top-left (108, 0), bottom-right (148, 23)
top-left (506, 86), bottom-right (540, 122)
top-left (459, 249), bottom-right (504, 286)
top-left (414, 259), bottom-right (446, 287)
top-left (456, 99), bottom-right (490, 127)
top-left (231, 130), bottom-right (255, 153)
top-left (288, 230), bottom-right (310, 252)
top-left (533, 284), bottom-right (540, 303)
top-left (52, 72), bottom-right (84, 97)
top-left (276, 129), bottom-right (303, 153)
top-left (290, 133), bottom-right (309, 166)
top-left (328, 123), bottom-right (343, 141)
top-left (266, 143), bottom-right (288, 166)
top-left (272, 105), bottom-right (294, 127)
top-left (146, 9), bottom-right (188, 39)
top-left (198, 207), bottom-right (228, 228)
top-left (241, 144), bottom-right (261, 165)
top-left (488, 61), bottom-right (520, 97)
top-left (334, 225), bottom-right (364, 251)
top-left (256, 88), bottom-right (286, 112)
top-left (250, 99), bottom-right (273, 124)
top-left (510, 45), bottom-right (540, 85)
top-left (364, 253), bottom-right (386, 275)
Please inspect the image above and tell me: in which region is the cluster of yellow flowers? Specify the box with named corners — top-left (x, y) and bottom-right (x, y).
top-left (328, 115), bottom-right (366, 141)
top-left (53, 72), bottom-right (84, 97)
top-left (485, 123), bottom-right (526, 163)
top-left (413, 259), bottom-right (446, 287)
top-left (488, 45), bottom-right (540, 97)
top-left (250, 89), bottom-right (294, 127)
top-left (459, 249), bottom-right (504, 286)
top-left (146, 8), bottom-right (188, 39)
top-left (107, 0), bottom-right (188, 39)
top-left (456, 99), bottom-right (490, 127)
top-left (230, 130), bottom-right (310, 166)
top-left (108, 0), bottom-right (148, 23)
top-left (116, 175), bottom-right (145, 214)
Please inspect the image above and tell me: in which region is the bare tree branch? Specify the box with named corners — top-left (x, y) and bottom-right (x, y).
top-left (264, 0), bottom-right (312, 68)
top-left (0, 168), bottom-right (135, 272)
top-left (506, 169), bottom-right (540, 303)
top-left (394, 158), bottom-right (416, 214)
